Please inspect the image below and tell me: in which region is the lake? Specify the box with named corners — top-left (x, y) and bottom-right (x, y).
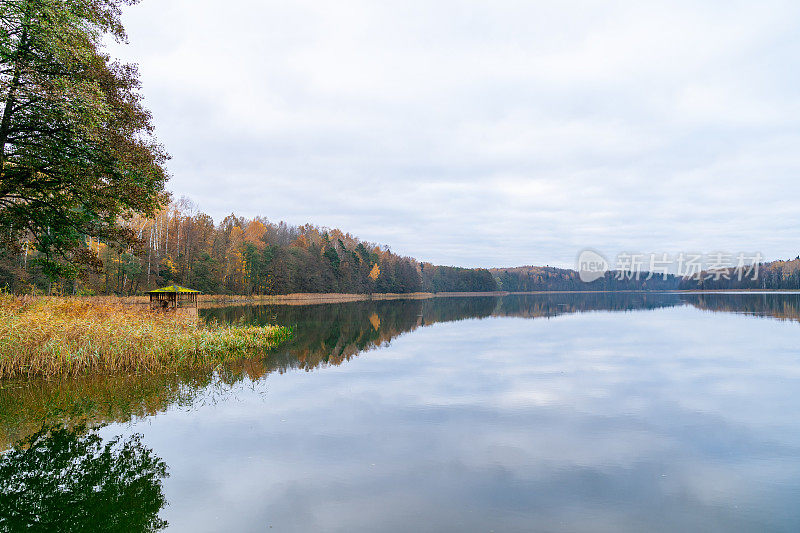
top-left (2, 292), bottom-right (800, 532)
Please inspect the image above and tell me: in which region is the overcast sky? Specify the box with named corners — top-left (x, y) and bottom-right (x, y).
top-left (110, 1), bottom-right (800, 268)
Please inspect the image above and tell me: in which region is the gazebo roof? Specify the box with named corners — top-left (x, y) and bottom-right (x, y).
top-left (146, 284), bottom-right (201, 294)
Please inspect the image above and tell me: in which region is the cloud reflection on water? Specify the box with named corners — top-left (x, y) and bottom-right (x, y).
top-left (4, 293), bottom-right (800, 531)
top-left (141, 296), bottom-right (800, 531)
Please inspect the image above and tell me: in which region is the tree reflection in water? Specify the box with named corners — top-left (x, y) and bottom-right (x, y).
top-left (3, 293), bottom-right (800, 457)
top-left (0, 424), bottom-right (169, 532)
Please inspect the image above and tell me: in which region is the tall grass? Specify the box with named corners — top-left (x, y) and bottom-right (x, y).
top-left (76, 292), bottom-right (445, 308)
top-left (0, 296), bottom-right (292, 379)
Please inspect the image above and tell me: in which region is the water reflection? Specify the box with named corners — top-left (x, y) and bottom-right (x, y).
top-left (161, 294), bottom-right (800, 531)
top-left (2, 292), bottom-right (800, 531)
top-left (0, 370), bottom-right (227, 451)
top-left (684, 292), bottom-right (800, 321)
top-left (202, 293), bottom-right (686, 374)
top-left (202, 291), bottom-right (800, 375)
top-left (0, 424), bottom-right (169, 532)
top-left (3, 292), bottom-right (799, 447)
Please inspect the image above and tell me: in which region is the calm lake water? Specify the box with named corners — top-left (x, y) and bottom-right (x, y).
top-left (3, 292), bottom-right (800, 532)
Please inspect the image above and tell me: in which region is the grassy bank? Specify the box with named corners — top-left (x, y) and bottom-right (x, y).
top-left (0, 296), bottom-right (292, 379)
top-left (80, 292), bottom-right (440, 307)
top-left (80, 289), bottom-right (800, 310)
top-left (80, 291), bottom-right (513, 308)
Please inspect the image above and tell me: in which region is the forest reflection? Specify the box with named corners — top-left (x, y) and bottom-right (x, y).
top-left (204, 292), bottom-right (800, 375)
top-left (203, 293), bottom-right (684, 375)
top-left (2, 292), bottom-right (799, 449)
top-left (0, 424), bottom-right (169, 532)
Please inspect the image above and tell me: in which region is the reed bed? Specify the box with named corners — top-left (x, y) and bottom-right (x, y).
top-left (79, 292), bottom-right (429, 307)
top-left (75, 292), bottom-right (507, 310)
top-left (0, 296), bottom-right (292, 379)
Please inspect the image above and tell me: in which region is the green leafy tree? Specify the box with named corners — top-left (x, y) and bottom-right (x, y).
top-left (0, 0), bottom-right (168, 280)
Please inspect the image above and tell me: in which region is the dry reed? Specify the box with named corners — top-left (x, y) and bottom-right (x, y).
top-left (0, 296), bottom-right (292, 379)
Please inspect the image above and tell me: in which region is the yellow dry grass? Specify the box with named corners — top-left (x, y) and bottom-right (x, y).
top-left (0, 296), bottom-right (292, 379)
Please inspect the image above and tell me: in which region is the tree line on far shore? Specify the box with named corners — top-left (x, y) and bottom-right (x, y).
top-left (0, 196), bottom-right (681, 295)
top-left (1, 197), bottom-right (504, 295)
top-left (5, 192), bottom-right (799, 295)
top-left (676, 258), bottom-right (800, 291)
top-left (491, 266), bottom-right (681, 292)
top-left (0, 195), bottom-right (682, 296)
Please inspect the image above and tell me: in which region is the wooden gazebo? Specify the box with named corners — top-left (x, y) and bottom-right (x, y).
top-left (146, 285), bottom-right (200, 310)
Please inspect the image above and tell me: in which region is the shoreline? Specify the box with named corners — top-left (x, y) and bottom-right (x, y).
top-left (72, 289), bottom-right (800, 308)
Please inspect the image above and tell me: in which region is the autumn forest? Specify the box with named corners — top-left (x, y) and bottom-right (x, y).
top-left (4, 194), bottom-right (800, 296)
top-left (0, 197), bottom-right (500, 295)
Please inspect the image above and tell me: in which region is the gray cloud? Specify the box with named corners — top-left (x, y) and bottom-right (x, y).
top-left (110, 1), bottom-right (800, 267)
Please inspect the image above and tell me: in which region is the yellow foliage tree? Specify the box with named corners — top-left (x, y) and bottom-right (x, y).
top-left (244, 220), bottom-right (267, 248)
top-left (368, 263), bottom-right (380, 281)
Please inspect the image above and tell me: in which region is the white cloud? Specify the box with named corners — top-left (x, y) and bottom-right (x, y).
top-left (109, 0), bottom-right (800, 267)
